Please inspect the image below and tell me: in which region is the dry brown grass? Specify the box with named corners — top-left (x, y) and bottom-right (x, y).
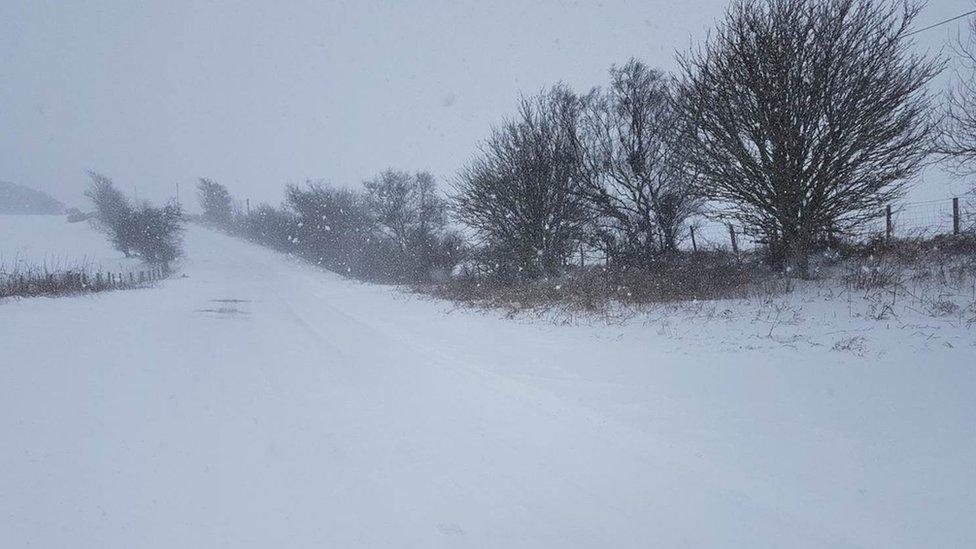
top-left (821, 234), bottom-right (976, 324)
top-left (413, 251), bottom-right (788, 316)
top-left (415, 234), bottom-right (976, 321)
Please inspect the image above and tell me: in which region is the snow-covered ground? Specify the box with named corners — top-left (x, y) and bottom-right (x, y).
top-left (1, 218), bottom-right (974, 547)
top-left (0, 214), bottom-right (139, 277)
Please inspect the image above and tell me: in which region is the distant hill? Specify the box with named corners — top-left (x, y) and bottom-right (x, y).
top-left (0, 181), bottom-right (65, 215)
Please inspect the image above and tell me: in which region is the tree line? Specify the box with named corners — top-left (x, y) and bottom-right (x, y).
top-left (452, 0), bottom-right (945, 279)
top-left (198, 172), bottom-right (464, 283)
top-left (105, 0), bottom-right (976, 282)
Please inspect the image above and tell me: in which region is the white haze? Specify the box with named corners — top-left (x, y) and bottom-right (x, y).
top-left (1, 0), bottom-right (973, 209)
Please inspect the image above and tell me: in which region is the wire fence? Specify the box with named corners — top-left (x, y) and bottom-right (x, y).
top-left (0, 264), bottom-right (170, 299)
top-left (686, 196), bottom-right (976, 252)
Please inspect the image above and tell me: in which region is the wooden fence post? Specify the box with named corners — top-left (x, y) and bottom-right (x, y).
top-left (953, 197), bottom-right (961, 235)
top-left (885, 205), bottom-right (893, 241)
top-left (728, 224), bottom-right (739, 255)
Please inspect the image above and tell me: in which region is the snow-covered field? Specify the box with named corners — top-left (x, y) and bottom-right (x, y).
top-left (0, 214), bottom-right (139, 276)
top-left (1, 217), bottom-right (974, 547)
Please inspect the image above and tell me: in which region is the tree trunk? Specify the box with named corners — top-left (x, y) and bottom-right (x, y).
top-left (787, 231), bottom-right (812, 279)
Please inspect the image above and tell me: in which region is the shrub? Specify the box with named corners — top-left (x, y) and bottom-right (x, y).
top-left (86, 172), bottom-right (184, 264)
top-left (364, 169), bottom-right (456, 281)
top-left (417, 250), bottom-right (784, 315)
top-left (127, 202), bottom-right (184, 263)
top-left (453, 86), bottom-right (589, 278)
top-left (285, 183), bottom-right (375, 276)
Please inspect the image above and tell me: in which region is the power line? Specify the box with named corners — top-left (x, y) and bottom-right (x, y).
top-left (906, 9), bottom-right (976, 37)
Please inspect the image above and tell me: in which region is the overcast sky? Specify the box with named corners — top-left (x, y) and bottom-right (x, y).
top-left (1, 0), bottom-right (973, 209)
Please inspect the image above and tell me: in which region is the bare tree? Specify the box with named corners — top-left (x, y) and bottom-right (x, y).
top-left (197, 178), bottom-right (234, 227)
top-left (676, 0), bottom-right (942, 275)
top-left (364, 170), bottom-right (447, 250)
top-left (285, 182), bottom-right (375, 274)
top-left (86, 171), bottom-right (129, 226)
top-left (572, 60), bottom-right (701, 263)
top-left (127, 201), bottom-right (184, 264)
top-left (939, 15), bottom-right (976, 183)
top-left (364, 169), bottom-right (458, 280)
top-left (241, 203), bottom-right (297, 251)
top-left (86, 171), bottom-right (183, 263)
top-left (453, 86), bottom-right (589, 278)
top-left (85, 171), bottom-right (137, 257)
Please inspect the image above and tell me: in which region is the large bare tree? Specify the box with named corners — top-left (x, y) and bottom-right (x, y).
top-left (939, 15), bottom-right (976, 181)
top-left (676, 0), bottom-right (942, 274)
top-left (572, 60), bottom-right (700, 263)
top-left (453, 86), bottom-right (589, 278)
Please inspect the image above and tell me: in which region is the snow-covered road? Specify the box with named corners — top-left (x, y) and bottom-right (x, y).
top-left (2, 224), bottom-right (974, 547)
